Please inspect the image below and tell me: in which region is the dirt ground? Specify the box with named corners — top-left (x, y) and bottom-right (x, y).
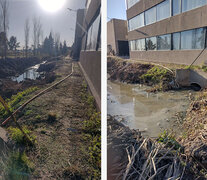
top-left (1, 57), bottom-right (100, 179)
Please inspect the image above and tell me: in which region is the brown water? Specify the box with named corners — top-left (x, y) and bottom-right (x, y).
top-left (108, 80), bottom-right (193, 137)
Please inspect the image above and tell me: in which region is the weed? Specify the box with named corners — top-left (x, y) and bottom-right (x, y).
top-left (8, 126), bottom-right (37, 145)
top-left (0, 151), bottom-right (34, 180)
top-left (0, 87), bottom-right (38, 118)
top-left (157, 130), bottom-right (182, 151)
top-left (35, 115), bottom-right (41, 120)
top-left (141, 66), bottom-right (169, 84)
top-left (80, 82), bottom-right (101, 178)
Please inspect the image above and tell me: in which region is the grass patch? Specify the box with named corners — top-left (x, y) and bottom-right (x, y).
top-left (80, 82), bottom-right (101, 179)
top-left (0, 87), bottom-right (38, 118)
top-left (0, 151), bottom-right (34, 180)
top-left (141, 66), bottom-right (169, 84)
top-left (8, 126), bottom-right (37, 145)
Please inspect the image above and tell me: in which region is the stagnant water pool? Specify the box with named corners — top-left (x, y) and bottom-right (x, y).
top-left (108, 80), bottom-right (193, 137)
top-left (11, 61), bottom-right (46, 83)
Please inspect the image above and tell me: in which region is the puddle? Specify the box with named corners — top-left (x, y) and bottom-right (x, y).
top-left (11, 62), bottom-right (46, 83)
top-left (108, 80), bottom-right (193, 137)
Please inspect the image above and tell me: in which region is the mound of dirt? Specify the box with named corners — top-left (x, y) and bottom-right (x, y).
top-left (108, 56), bottom-right (153, 84)
top-left (178, 93), bottom-right (207, 169)
top-left (0, 57), bottom-right (42, 78)
top-left (37, 62), bottom-right (56, 72)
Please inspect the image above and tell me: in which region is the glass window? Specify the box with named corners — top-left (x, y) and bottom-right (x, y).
top-left (157, 0), bottom-right (170, 21)
top-left (146, 37), bottom-right (157, 50)
top-left (127, 0), bottom-right (140, 9)
top-left (137, 13), bottom-right (144, 28)
top-left (173, 32), bottom-right (181, 50)
top-left (182, 0), bottom-right (207, 12)
top-left (173, 0), bottom-right (181, 15)
top-left (181, 30), bottom-right (194, 49)
top-left (157, 34), bottom-right (171, 50)
top-left (86, 25), bottom-right (93, 50)
top-left (130, 40), bottom-right (136, 51)
top-left (194, 28), bottom-right (205, 49)
top-left (128, 15), bottom-right (139, 31)
top-left (135, 39), bottom-right (145, 51)
top-left (181, 28), bottom-right (206, 50)
top-left (86, 14), bottom-right (101, 51)
top-left (145, 6), bottom-right (156, 25)
top-left (91, 14), bottom-right (101, 50)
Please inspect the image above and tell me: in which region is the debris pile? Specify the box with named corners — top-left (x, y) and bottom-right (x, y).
top-left (108, 116), bottom-right (205, 180)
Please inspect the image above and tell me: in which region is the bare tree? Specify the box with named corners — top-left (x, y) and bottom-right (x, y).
top-left (54, 32), bottom-right (60, 56)
top-left (24, 18), bottom-right (30, 58)
top-left (32, 16), bottom-right (38, 56)
top-left (33, 16), bottom-right (43, 56)
top-left (0, 0), bottom-right (9, 59)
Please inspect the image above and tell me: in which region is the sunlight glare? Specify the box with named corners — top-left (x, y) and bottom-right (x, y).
top-left (38, 0), bottom-right (66, 13)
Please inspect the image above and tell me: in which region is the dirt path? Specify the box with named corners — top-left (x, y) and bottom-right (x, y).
top-left (12, 57), bottom-right (100, 179)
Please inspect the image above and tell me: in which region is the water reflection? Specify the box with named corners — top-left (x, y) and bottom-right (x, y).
top-left (107, 81), bottom-right (192, 137)
top-left (11, 62), bottom-right (45, 83)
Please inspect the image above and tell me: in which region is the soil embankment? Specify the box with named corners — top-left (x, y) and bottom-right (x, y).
top-left (0, 57), bottom-right (58, 99)
top-left (178, 90), bottom-right (207, 169)
top-left (108, 56), bottom-right (175, 92)
top-left (0, 57), bottom-right (43, 78)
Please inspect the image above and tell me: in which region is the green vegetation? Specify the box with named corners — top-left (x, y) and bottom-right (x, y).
top-left (0, 87), bottom-right (38, 118)
top-left (8, 126), bottom-right (36, 145)
top-left (157, 130), bottom-right (182, 151)
top-left (141, 66), bottom-right (169, 84)
top-left (0, 151), bottom-right (34, 180)
top-left (80, 82), bottom-right (101, 178)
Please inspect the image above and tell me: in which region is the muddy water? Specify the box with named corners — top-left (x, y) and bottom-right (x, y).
top-left (108, 80), bottom-right (193, 137)
top-left (11, 62), bottom-right (46, 83)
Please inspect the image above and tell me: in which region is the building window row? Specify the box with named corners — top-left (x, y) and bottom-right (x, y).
top-left (85, 14), bottom-right (101, 51)
top-left (129, 27), bottom-right (206, 51)
top-left (128, 0), bottom-right (207, 32)
top-left (127, 0), bottom-right (140, 9)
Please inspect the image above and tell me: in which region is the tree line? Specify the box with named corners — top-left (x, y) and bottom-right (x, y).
top-left (0, 0), bottom-right (68, 59)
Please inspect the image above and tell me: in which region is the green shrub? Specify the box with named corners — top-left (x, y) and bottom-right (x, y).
top-left (157, 130), bottom-right (182, 151)
top-left (8, 126), bottom-right (36, 145)
top-left (141, 66), bottom-right (168, 84)
top-left (1, 151), bottom-right (34, 180)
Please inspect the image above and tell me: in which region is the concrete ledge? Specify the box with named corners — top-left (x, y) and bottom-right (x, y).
top-left (130, 50), bottom-right (207, 65)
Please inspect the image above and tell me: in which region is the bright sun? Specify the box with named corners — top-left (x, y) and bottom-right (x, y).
top-left (38, 0), bottom-right (66, 13)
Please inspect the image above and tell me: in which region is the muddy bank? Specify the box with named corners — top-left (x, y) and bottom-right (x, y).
top-left (0, 57), bottom-right (59, 99)
top-left (107, 56), bottom-right (174, 92)
top-left (178, 90), bottom-right (207, 169)
top-left (108, 116), bottom-right (206, 180)
top-left (0, 57), bottom-right (44, 78)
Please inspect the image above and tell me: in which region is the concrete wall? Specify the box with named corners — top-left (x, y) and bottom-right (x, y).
top-left (130, 49), bottom-right (207, 65)
top-left (127, 0), bottom-right (207, 65)
top-left (79, 51), bottom-right (101, 110)
top-left (176, 69), bottom-right (207, 88)
top-left (107, 19), bottom-right (128, 55)
top-left (107, 20), bottom-right (116, 53)
top-left (73, 9), bottom-right (85, 59)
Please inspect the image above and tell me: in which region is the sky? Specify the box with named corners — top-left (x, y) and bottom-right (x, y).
top-left (7, 0), bottom-right (86, 48)
top-left (107, 0), bottom-right (127, 21)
